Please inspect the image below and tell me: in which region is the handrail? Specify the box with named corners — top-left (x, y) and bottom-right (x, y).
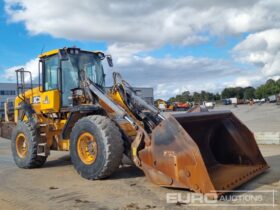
top-left (15, 68), bottom-right (33, 102)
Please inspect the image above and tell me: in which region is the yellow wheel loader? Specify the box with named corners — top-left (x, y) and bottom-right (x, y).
top-left (5, 47), bottom-right (268, 198)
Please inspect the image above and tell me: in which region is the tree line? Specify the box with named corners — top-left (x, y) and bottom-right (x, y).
top-left (168, 90), bottom-right (220, 103)
top-left (167, 78), bottom-right (280, 103)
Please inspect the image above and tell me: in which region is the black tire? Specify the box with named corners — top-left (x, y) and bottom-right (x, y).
top-left (11, 121), bottom-right (47, 168)
top-left (70, 115), bottom-right (124, 179)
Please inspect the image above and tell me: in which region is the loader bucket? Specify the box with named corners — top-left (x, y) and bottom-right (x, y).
top-left (138, 111), bottom-right (269, 198)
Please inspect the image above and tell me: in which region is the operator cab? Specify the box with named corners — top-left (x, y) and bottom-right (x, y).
top-left (39, 47), bottom-right (111, 107)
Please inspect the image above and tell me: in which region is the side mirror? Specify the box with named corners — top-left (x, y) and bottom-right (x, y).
top-left (106, 55), bottom-right (113, 67)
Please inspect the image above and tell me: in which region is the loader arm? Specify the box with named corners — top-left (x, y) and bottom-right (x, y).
top-left (79, 69), bottom-right (136, 125)
top-left (78, 70), bottom-right (154, 160)
top-left (79, 70), bottom-right (164, 131)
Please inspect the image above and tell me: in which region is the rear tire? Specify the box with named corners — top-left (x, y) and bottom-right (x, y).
top-left (70, 115), bottom-right (124, 179)
top-left (11, 121), bottom-right (47, 168)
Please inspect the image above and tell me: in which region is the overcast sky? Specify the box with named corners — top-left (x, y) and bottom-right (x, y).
top-left (1, 0), bottom-right (280, 99)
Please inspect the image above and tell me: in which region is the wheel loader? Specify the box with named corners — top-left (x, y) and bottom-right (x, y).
top-left (3, 47), bottom-right (268, 198)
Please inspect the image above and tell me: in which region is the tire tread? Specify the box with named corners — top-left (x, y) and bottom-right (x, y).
top-left (70, 115), bottom-right (124, 179)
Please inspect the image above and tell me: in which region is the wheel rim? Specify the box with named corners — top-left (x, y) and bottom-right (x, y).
top-left (15, 133), bottom-right (28, 158)
top-left (77, 132), bottom-right (98, 165)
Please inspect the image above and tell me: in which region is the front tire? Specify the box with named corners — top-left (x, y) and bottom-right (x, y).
top-left (70, 115), bottom-right (124, 179)
top-left (11, 121), bottom-right (47, 168)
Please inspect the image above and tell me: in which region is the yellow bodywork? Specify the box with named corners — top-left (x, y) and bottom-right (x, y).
top-left (13, 48), bottom-right (136, 153)
top-left (38, 49), bottom-right (59, 58)
top-left (14, 87), bottom-right (60, 121)
top-left (14, 84), bottom-right (136, 152)
top-left (40, 90), bottom-right (60, 112)
top-left (14, 86), bottom-right (68, 151)
top-left (107, 90), bottom-right (138, 137)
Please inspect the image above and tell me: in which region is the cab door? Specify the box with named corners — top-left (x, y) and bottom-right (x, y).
top-left (41, 54), bottom-right (60, 113)
top-left (61, 59), bottom-right (79, 107)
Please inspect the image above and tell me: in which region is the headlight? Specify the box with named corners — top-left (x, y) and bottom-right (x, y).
top-left (68, 48), bottom-right (80, 54)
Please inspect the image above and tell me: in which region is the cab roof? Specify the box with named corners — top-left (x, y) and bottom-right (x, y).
top-left (38, 48), bottom-right (104, 58)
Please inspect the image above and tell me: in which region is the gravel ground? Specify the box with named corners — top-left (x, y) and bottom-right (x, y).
top-left (0, 140), bottom-right (278, 210)
top-left (214, 103), bottom-right (280, 132)
top-left (0, 104), bottom-right (279, 210)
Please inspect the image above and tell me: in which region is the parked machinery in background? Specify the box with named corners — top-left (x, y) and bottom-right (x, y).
top-left (155, 99), bottom-right (167, 111)
top-left (203, 101), bottom-right (215, 109)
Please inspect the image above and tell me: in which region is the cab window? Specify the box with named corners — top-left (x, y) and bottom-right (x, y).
top-left (44, 55), bottom-right (59, 91)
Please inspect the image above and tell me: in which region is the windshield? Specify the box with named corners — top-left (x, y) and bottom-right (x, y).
top-left (61, 52), bottom-right (105, 106)
top-left (68, 53), bottom-right (105, 87)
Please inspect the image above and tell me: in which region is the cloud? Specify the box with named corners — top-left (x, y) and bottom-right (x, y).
top-left (107, 43), bottom-right (150, 59)
top-left (4, 0), bottom-right (280, 50)
top-left (233, 29), bottom-right (280, 77)
top-left (105, 55), bottom-right (242, 99)
top-left (3, 0), bottom-right (280, 99)
top-left (3, 58), bottom-right (38, 82)
top-left (229, 75), bottom-right (263, 87)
